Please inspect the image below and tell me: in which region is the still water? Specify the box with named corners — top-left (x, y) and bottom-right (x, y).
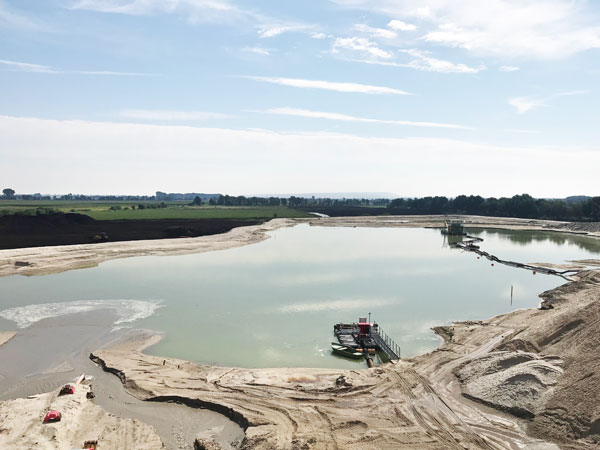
top-left (1, 225), bottom-right (599, 368)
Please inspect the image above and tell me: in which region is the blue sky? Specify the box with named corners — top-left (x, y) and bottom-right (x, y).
top-left (1, 0), bottom-right (599, 196)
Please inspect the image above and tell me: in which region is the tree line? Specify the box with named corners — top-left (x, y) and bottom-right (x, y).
top-left (387, 194), bottom-right (600, 221)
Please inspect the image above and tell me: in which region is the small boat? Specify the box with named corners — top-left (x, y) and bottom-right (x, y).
top-left (331, 342), bottom-right (363, 359)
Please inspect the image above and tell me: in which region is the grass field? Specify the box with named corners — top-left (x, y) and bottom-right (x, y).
top-left (0, 201), bottom-right (312, 220)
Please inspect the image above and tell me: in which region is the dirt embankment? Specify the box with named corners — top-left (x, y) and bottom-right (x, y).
top-left (0, 213), bottom-right (262, 250)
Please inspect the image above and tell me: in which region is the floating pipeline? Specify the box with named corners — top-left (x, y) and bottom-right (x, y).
top-left (451, 235), bottom-right (578, 281)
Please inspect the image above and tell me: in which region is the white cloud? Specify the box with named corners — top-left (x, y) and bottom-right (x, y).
top-left (119, 109), bottom-right (230, 121)
top-left (399, 49), bottom-right (485, 73)
top-left (387, 19), bottom-right (416, 31)
top-left (243, 46), bottom-right (271, 56)
top-left (262, 107), bottom-right (472, 130)
top-left (311, 32), bottom-right (327, 39)
top-left (500, 65), bottom-right (520, 72)
top-left (331, 0), bottom-right (600, 60)
top-left (1, 115), bottom-right (599, 197)
top-left (332, 36), bottom-right (394, 60)
top-left (245, 76), bottom-right (410, 95)
top-left (508, 90), bottom-right (587, 114)
top-left (354, 24), bottom-right (397, 39)
top-left (0, 59), bottom-right (56, 73)
top-left (508, 97), bottom-right (547, 114)
top-left (257, 23), bottom-right (313, 38)
top-left (0, 59), bottom-right (155, 76)
top-left (344, 50), bottom-right (484, 74)
top-left (71, 0), bottom-right (236, 15)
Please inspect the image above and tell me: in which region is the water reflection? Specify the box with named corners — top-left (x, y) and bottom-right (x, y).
top-left (468, 228), bottom-right (600, 252)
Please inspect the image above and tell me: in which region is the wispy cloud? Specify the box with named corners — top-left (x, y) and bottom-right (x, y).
top-left (387, 19), bottom-right (416, 31)
top-left (72, 0), bottom-right (317, 36)
top-left (257, 23), bottom-right (314, 38)
top-left (332, 36), bottom-right (394, 60)
top-left (499, 65), bottom-right (519, 72)
top-left (0, 59), bottom-right (156, 76)
top-left (245, 76), bottom-right (411, 95)
top-left (119, 109), bottom-right (230, 121)
top-left (243, 46), bottom-right (271, 56)
top-left (354, 24), bottom-right (397, 39)
top-left (399, 49), bottom-right (485, 73)
top-left (0, 59), bottom-right (56, 73)
top-left (71, 0), bottom-right (241, 20)
top-left (261, 107), bottom-right (473, 130)
top-left (508, 90), bottom-right (587, 114)
top-left (341, 50), bottom-right (484, 74)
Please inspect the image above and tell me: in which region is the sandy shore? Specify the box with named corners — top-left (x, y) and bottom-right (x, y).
top-left (2, 215), bottom-right (599, 279)
top-left (2, 215), bottom-right (600, 449)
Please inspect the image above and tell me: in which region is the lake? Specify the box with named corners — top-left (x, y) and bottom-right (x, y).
top-left (1, 224), bottom-right (599, 368)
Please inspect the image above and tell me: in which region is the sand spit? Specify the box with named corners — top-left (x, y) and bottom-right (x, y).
top-left (0, 218), bottom-right (294, 278)
top-left (2, 215), bottom-right (599, 279)
top-left (88, 271), bottom-right (600, 450)
top-left (0, 383), bottom-right (164, 449)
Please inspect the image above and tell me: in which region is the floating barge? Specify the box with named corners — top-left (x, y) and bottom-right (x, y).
top-left (441, 220), bottom-right (467, 236)
top-left (333, 317), bottom-right (401, 367)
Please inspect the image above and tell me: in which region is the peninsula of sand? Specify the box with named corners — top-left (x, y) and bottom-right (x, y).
top-left (1, 216), bottom-right (600, 449)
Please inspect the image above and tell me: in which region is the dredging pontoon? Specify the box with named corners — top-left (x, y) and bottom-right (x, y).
top-left (332, 317), bottom-right (401, 367)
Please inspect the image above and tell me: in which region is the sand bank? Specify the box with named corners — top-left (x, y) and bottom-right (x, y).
top-left (2, 215), bottom-right (599, 279)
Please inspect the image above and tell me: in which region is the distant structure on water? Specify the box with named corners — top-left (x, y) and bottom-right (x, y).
top-left (441, 220), bottom-right (466, 236)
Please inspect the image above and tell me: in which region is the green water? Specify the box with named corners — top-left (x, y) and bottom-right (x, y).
top-left (1, 225), bottom-right (599, 368)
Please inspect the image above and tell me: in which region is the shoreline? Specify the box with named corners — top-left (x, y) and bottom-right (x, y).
top-left (2, 215), bottom-right (599, 279)
top-left (1, 216), bottom-right (600, 448)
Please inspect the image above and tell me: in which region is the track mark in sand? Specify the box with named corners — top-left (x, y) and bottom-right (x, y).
top-left (314, 406), bottom-right (340, 450)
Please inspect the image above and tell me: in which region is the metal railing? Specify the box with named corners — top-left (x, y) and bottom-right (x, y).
top-left (375, 326), bottom-right (401, 360)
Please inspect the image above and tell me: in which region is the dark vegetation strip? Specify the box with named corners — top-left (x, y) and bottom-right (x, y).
top-left (0, 213), bottom-right (262, 250)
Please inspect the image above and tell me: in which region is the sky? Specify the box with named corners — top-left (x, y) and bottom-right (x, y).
top-left (1, 0), bottom-right (599, 197)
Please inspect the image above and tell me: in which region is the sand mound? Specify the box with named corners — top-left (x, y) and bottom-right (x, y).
top-left (456, 351), bottom-right (563, 418)
top-left (0, 384), bottom-right (164, 449)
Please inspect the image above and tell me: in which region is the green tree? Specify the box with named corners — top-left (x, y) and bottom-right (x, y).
top-left (2, 188), bottom-right (15, 199)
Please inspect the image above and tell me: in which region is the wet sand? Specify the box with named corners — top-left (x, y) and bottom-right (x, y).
top-left (0, 311), bottom-right (243, 449)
